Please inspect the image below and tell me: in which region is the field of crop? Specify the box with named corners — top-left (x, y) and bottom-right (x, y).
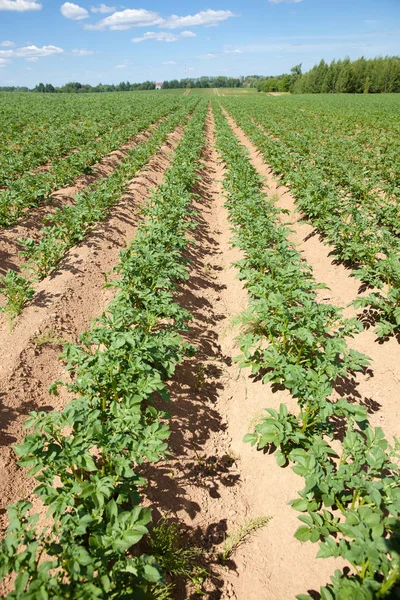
top-left (0, 90), bottom-right (399, 600)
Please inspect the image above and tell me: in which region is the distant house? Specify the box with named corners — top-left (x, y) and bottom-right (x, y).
top-left (156, 82), bottom-right (163, 90)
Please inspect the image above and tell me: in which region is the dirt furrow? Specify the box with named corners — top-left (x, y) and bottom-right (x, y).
top-left (0, 125), bottom-right (185, 534)
top-left (0, 118), bottom-right (164, 277)
top-left (222, 108), bottom-right (400, 444)
top-left (142, 111), bottom-right (340, 600)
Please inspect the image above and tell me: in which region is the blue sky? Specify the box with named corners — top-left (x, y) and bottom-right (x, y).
top-left (0, 0), bottom-right (399, 86)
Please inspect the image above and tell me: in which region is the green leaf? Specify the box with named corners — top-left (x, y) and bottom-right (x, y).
top-left (143, 564), bottom-right (162, 583)
top-left (289, 498), bottom-right (309, 512)
top-left (294, 526), bottom-right (311, 542)
top-left (243, 433), bottom-right (257, 445)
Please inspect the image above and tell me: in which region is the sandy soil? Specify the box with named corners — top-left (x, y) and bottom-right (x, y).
top-left (0, 124), bottom-right (184, 541)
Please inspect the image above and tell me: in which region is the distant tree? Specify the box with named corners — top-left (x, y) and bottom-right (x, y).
top-left (0, 85), bottom-right (29, 91)
top-left (262, 77), bottom-right (279, 92)
top-left (320, 61), bottom-right (337, 93)
top-left (289, 63), bottom-right (302, 91)
top-left (61, 82), bottom-right (83, 93)
top-left (291, 64), bottom-right (302, 77)
top-left (278, 74), bottom-right (291, 92)
top-left (364, 75), bottom-right (371, 94)
top-left (336, 58), bottom-right (356, 93)
top-left (199, 76), bottom-right (210, 88)
top-left (288, 55), bottom-right (400, 94)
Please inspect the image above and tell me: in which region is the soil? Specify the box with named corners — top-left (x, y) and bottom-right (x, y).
top-left (0, 105), bottom-right (398, 600)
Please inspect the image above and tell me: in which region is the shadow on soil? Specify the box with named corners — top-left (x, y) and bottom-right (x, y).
top-left (140, 143), bottom-right (242, 598)
top-left (0, 346), bottom-right (63, 448)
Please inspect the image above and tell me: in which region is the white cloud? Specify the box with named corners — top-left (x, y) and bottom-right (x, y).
top-left (86, 8), bottom-right (163, 30)
top-left (88, 8), bottom-right (237, 31)
top-left (61, 2), bottom-right (89, 20)
top-left (0, 44), bottom-right (64, 60)
top-left (72, 48), bottom-right (94, 55)
top-left (90, 3), bottom-right (115, 13)
top-left (115, 63), bottom-right (128, 68)
top-left (15, 45), bottom-right (64, 57)
top-left (0, 40), bottom-right (16, 47)
top-left (26, 56), bottom-right (38, 62)
top-left (132, 29), bottom-right (197, 43)
top-left (132, 31), bottom-right (179, 43)
top-left (163, 60), bottom-right (177, 65)
top-left (269, 0), bottom-right (303, 3)
top-left (163, 9), bottom-right (236, 29)
top-left (0, 58), bottom-right (10, 67)
top-left (0, 0), bottom-right (41, 10)
top-left (225, 48), bottom-right (243, 54)
top-left (199, 53), bottom-right (218, 59)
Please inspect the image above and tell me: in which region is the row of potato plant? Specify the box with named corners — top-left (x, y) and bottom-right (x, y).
top-left (212, 101), bottom-right (400, 600)
top-left (0, 96), bottom-right (186, 228)
top-left (220, 98), bottom-right (400, 339)
top-left (248, 106), bottom-right (400, 239)
top-left (247, 98), bottom-right (398, 203)
top-left (0, 93), bottom-right (177, 187)
top-left (1, 109), bottom-right (127, 187)
top-left (0, 99), bottom-right (198, 323)
top-left (0, 100), bottom-right (208, 599)
top-left (221, 96), bottom-right (399, 231)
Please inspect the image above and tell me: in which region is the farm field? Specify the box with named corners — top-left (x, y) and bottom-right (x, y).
top-left (0, 91), bottom-right (399, 600)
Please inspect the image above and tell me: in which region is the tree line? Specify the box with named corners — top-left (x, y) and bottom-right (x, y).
top-left (258, 56), bottom-right (400, 94)
top-left (1, 56), bottom-right (399, 94)
top-left (0, 75), bottom-right (245, 94)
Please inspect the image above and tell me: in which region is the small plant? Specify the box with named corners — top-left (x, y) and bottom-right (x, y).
top-left (150, 516), bottom-right (207, 594)
top-left (226, 446), bottom-right (239, 463)
top-left (32, 328), bottom-right (64, 348)
top-left (219, 516), bottom-right (271, 563)
top-left (0, 270), bottom-right (35, 326)
top-left (247, 410), bottom-right (266, 434)
top-left (194, 364), bottom-right (206, 390)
